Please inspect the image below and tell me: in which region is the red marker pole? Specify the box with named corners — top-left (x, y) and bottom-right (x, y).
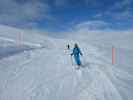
top-left (17, 32), bottom-right (23, 47)
top-left (112, 46), bottom-right (115, 65)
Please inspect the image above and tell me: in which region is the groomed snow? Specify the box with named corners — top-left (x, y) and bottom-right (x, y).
top-left (0, 25), bottom-right (133, 100)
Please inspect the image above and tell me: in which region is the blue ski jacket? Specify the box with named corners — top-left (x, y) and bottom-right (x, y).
top-left (71, 47), bottom-right (82, 65)
top-left (71, 47), bottom-right (82, 56)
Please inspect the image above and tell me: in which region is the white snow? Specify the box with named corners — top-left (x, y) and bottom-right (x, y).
top-left (0, 25), bottom-right (133, 100)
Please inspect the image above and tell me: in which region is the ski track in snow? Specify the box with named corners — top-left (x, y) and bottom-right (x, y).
top-left (0, 39), bottom-right (133, 100)
top-left (3, 50), bottom-right (45, 89)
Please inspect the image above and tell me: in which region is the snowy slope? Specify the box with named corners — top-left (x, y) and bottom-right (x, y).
top-left (0, 25), bottom-right (54, 48)
top-left (0, 25), bottom-right (55, 59)
top-left (0, 25), bottom-right (133, 100)
top-left (68, 30), bottom-right (133, 50)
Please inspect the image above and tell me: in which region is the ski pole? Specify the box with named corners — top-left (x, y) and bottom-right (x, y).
top-left (82, 55), bottom-right (86, 65)
top-left (70, 55), bottom-right (73, 66)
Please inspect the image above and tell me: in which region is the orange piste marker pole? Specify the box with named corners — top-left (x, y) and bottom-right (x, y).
top-left (17, 32), bottom-right (23, 47)
top-left (112, 47), bottom-right (115, 65)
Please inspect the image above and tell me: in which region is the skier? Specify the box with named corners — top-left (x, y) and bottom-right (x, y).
top-left (71, 43), bottom-right (83, 67)
top-left (67, 44), bottom-right (70, 50)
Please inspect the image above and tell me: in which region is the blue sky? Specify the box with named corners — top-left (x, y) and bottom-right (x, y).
top-left (0, 0), bottom-right (133, 33)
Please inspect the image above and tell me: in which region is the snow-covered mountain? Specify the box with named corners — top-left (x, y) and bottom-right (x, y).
top-left (0, 25), bottom-right (133, 100)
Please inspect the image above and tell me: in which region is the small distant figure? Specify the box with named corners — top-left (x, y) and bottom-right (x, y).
top-left (71, 43), bottom-right (83, 67)
top-left (67, 44), bottom-right (70, 50)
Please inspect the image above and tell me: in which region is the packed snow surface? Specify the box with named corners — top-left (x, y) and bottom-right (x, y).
top-left (0, 25), bottom-right (133, 100)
